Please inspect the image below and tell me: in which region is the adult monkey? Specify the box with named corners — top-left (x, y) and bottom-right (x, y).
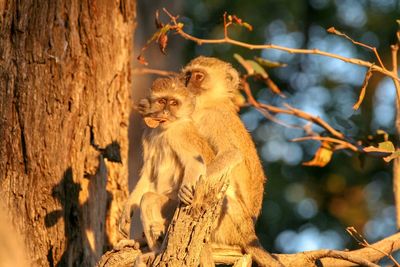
top-left (182, 56), bottom-right (283, 267)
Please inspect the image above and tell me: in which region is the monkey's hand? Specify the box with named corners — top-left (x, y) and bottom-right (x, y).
top-left (178, 183), bottom-right (195, 205)
top-left (136, 98), bottom-right (151, 116)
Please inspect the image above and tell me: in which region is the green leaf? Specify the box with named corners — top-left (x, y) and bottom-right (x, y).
top-left (378, 141), bottom-right (395, 152)
top-left (254, 57), bottom-right (287, 68)
top-left (234, 54), bottom-right (267, 76)
top-left (363, 141), bottom-right (395, 159)
top-left (247, 60), bottom-right (268, 77)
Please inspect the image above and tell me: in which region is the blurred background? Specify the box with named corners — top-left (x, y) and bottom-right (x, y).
top-left (131, 0), bottom-right (400, 260)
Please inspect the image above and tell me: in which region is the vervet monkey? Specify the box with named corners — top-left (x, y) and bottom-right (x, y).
top-left (120, 77), bottom-right (241, 254)
top-left (182, 56), bottom-right (282, 267)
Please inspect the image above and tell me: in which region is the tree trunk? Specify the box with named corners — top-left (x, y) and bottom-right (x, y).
top-left (0, 1), bottom-right (135, 266)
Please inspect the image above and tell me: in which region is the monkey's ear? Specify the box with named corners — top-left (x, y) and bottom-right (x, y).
top-left (193, 71), bottom-right (205, 83)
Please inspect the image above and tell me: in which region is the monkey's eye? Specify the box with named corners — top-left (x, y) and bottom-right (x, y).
top-left (184, 71), bottom-right (192, 87)
top-left (169, 99), bottom-right (178, 106)
top-left (157, 98), bottom-right (167, 105)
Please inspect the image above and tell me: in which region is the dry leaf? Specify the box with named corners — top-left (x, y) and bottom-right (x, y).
top-left (144, 117), bottom-right (160, 128)
top-left (303, 141), bottom-right (333, 167)
top-left (158, 33), bottom-right (168, 54)
top-left (137, 54), bottom-right (148, 65)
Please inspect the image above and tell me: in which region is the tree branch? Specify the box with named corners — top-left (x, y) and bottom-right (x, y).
top-left (274, 232), bottom-right (400, 267)
top-left (391, 42), bottom-right (400, 229)
top-left (162, 9), bottom-right (400, 83)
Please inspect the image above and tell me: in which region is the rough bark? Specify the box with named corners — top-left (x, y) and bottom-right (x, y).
top-left (0, 0), bottom-right (135, 266)
top-left (153, 176), bottom-right (229, 267)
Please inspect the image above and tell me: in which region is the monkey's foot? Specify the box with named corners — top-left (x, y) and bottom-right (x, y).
top-left (134, 251), bottom-right (156, 267)
top-left (150, 222), bottom-right (165, 242)
top-left (113, 239), bottom-right (140, 251)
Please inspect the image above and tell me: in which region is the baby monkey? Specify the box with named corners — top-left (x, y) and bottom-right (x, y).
top-left (122, 77), bottom-right (240, 255)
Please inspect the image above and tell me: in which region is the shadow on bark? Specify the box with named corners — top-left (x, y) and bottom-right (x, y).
top-left (45, 139), bottom-right (120, 266)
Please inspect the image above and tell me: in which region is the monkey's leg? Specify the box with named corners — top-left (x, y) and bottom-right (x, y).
top-left (140, 192), bottom-right (177, 251)
top-left (212, 196), bottom-right (283, 267)
top-left (200, 243), bottom-right (215, 267)
top-left (130, 205), bottom-right (147, 245)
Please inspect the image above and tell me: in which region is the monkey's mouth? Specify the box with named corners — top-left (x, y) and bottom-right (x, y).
top-left (155, 118), bottom-right (168, 123)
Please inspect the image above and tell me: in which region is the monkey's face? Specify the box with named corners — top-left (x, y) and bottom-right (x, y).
top-left (183, 68), bottom-right (207, 95)
top-left (182, 56), bottom-right (240, 102)
top-left (143, 95), bottom-right (194, 129)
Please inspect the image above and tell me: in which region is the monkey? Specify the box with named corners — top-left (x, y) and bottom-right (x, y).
top-left (119, 77), bottom-right (242, 256)
top-left (180, 56), bottom-right (283, 267)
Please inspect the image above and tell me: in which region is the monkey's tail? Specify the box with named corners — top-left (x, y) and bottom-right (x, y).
top-left (228, 200), bottom-right (283, 267)
top-left (243, 238), bottom-right (283, 267)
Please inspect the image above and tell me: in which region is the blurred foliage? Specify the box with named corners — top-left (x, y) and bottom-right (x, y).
top-left (177, 0), bottom-right (400, 253)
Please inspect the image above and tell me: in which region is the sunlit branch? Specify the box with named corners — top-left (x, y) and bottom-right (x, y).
top-left (391, 42), bottom-right (400, 230)
top-left (162, 8), bottom-right (400, 84)
top-left (346, 227), bottom-right (400, 267)
top-left (132, 68), bottom-right (177, 76)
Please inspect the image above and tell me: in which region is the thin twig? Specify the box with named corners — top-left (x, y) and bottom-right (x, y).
top-left (292, 136), bottom-right (359, 152)
top-left (327, 27), bottom-right (385, 69)
top-left (353, 66), bottom-right (374, 110)
top-left (392, 44), bottom-right (400, 101)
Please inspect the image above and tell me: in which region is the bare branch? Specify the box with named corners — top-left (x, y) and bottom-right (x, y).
top-left (162, 9), bottom-right (400, 82)
top-left (132, 67), bottom-right (177, 76)
top-left (274, 232), bottom-right (400, 267)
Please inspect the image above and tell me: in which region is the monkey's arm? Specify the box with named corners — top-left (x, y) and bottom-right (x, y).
top-left (206, 147), bottom-right (242, 182)
top-left (119, 169), bottom-right (152, 239)
top-left (170, 125), bottom-right (209, 205)
top-left (119, 138), bottom-right (153, 238)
